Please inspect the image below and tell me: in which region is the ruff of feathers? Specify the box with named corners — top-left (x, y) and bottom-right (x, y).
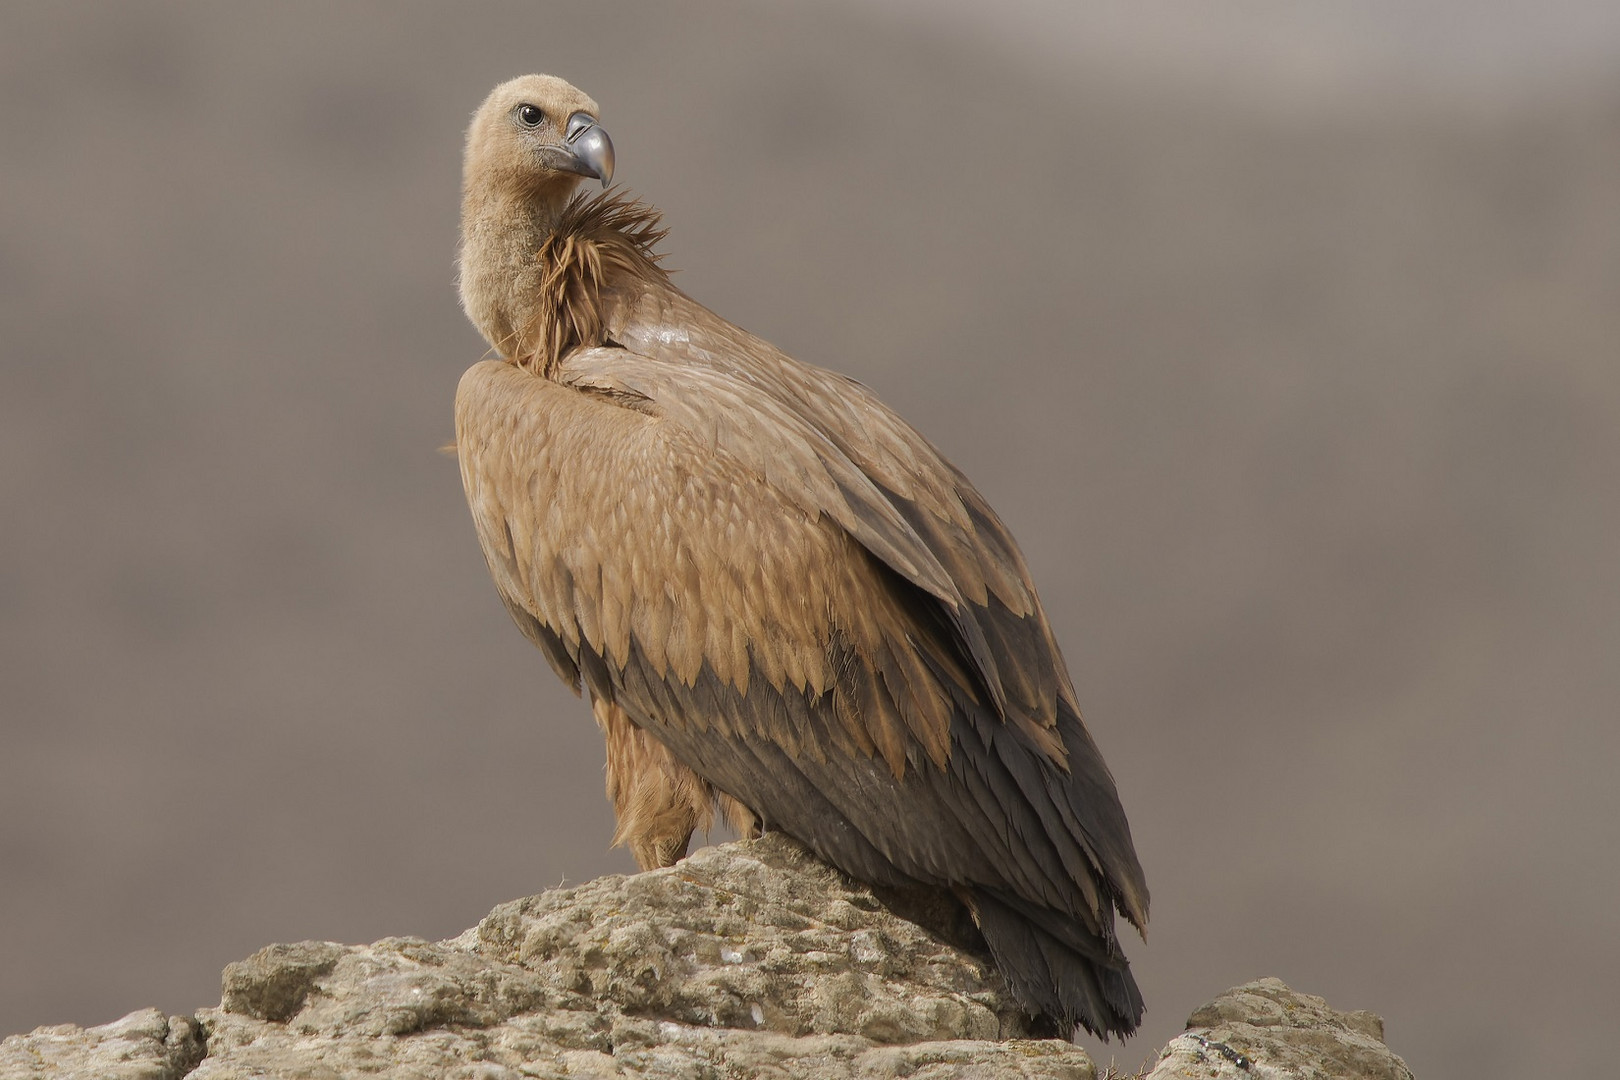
top-left (521, 188), bottom-right (671, 377)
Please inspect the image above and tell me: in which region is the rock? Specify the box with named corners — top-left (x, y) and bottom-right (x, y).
top-left (220, 941), bottom-right (347, 1022)
top-left (0, 839), bottom-right (1414, 1079)
top-left (1145, 977), bottom-right (1414, 1080)
top-left (183, 836), bottom-right (1062, 1080)
top-left (0, 1007), bottom-right (204, 1080)
top-left (461, 833), bottom-right (1021, 1043)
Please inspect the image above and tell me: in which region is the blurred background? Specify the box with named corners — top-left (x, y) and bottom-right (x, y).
top-left (2, 2), bottom-right (1616, 1076)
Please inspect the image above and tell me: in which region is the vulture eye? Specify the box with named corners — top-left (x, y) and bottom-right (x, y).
top-left (517, 104), bottom-right (543, 127)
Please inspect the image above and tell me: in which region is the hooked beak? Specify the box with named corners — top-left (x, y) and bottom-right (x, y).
top-left (556, 111), bottom-right (614, 187)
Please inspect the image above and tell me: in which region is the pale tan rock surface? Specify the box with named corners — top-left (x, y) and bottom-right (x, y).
top-left (0, 839), bottom-right (1412, 1079)
top-left (0, 1007), bottom-right (204, 1080)
top-left (1145, 977), bottom-right (1414, 1080)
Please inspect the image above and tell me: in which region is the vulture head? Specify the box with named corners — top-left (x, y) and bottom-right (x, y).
top-left (459, 74), bottom-right (618, 359)
top-left (462, 74), bottom-right (614, 210)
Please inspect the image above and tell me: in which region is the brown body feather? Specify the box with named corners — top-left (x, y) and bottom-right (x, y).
top-left (454, 76), bottom-right (1149, 1040)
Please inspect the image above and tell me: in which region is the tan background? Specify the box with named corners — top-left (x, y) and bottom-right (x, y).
top-left (3, 3), bottom-right (1617, 1076)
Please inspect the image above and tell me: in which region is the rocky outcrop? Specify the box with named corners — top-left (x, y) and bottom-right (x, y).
top-left (1143, 978), bottom-right (1414, 1080)
top-left (0, 1009), bottom-right (205, 1080)
top-left (0, 837), bottom-right (1413, 1079)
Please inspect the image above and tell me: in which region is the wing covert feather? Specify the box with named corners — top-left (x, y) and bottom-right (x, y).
top-left (604, 285), bottom-right (1036, 611)
top-left (600, 285), bottom-right (1091, 723)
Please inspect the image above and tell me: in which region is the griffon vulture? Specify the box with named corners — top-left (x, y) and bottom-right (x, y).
top-left (453, 74), bottom-right (1149, 1039)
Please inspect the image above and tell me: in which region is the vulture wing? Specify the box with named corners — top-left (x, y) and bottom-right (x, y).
top-left (456, 279), bottom-right (1148, 1035)
top-left (599, 282), bottom-right (1146, 915)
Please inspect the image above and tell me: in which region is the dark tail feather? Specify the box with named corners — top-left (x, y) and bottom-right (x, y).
top-left (969, 888), bottom-right (1144, 1041)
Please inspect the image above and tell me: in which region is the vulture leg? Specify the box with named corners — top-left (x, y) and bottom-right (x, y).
top-left (594, 699), bottom-right (714, 869)
top-left (719, 792), bottom-right (762, 841)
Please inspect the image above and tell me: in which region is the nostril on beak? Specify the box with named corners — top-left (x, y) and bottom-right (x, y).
top-left (563, 112), bottom-right (614, 187)
top-left (566, 112), bottom-right (596, 145)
